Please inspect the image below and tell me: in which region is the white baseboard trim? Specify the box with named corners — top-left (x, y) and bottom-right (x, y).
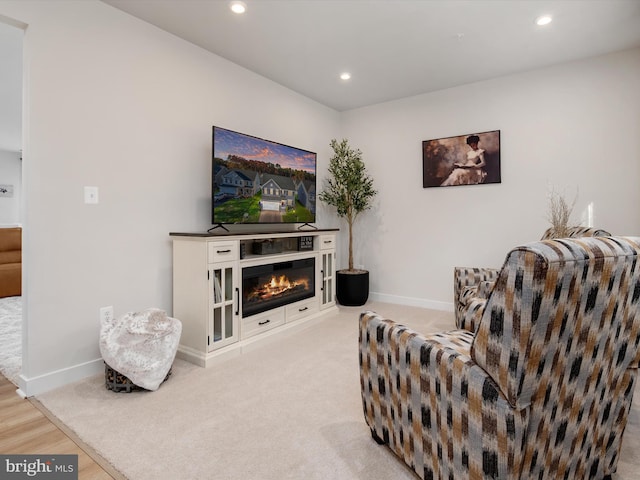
top-left (369, 291), bottom-right (454, 312)
top-left (18, 307), bottom-right (341, 396)
top-left (18, 358), bottom-right (104, 397)
top-left (15, 298), bottom-right (444, 396)
top-left (177, 305), bottom-right (338, 368)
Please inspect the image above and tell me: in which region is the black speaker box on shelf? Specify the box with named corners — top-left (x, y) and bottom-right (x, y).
top-left (252, 239), bottom-right (283, 255)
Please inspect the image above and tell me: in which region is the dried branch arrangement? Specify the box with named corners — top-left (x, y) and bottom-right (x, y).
top-left (546, 186), bottom-right (577, 239)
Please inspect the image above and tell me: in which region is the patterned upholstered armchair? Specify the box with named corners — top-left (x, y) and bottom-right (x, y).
top-left (360, 236), bottom-right (640, 480)
top-left (455, 226), bottom-right (611, 332)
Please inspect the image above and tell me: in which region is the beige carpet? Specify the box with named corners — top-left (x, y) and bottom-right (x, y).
top-left (0, 295), bottom-right (21, 386)
top-left (36, 302), bottom-right (640, 480)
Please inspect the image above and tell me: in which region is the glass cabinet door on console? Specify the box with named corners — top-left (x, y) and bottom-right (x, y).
top-left (319, 234), bottom-right (336, 309)
top-left (321, 252), bottom-right (336, 307)
top-left (209, 261), bottom-right (238, 350)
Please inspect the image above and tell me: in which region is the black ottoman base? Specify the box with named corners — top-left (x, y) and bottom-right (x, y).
top-left (104, 362), bottom-right (171, 393)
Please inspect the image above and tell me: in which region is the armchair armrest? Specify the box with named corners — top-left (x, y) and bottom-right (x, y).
top-left (359, 311), bottom-right (528, 480)
top-left (454, 266), bottom-right (500, 300)
top-left (457, 296), bottom-right (488, 332)
top-left (454, 267), bottom-right (500, 332)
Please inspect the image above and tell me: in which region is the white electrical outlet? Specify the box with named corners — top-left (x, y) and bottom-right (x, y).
top-left (100, 306), bottom-right (114, 325)
top-left (84, 186), bottom-right (99, 204)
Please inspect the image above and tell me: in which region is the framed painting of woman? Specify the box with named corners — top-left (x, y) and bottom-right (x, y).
top-left (422, 130), bottom-right (501, 188)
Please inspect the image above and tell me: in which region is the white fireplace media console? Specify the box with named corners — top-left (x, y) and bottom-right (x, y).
top-left (170, 229), bottom-right (338, 367)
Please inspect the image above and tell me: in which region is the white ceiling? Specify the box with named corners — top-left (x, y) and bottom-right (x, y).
top-left (2, 1), bottom-right (640, 152)
top-left (101, 0), bottom-right (640, 111)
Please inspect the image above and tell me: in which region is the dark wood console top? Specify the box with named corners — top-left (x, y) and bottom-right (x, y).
top-left (170, 228), bottom-right (339, 238)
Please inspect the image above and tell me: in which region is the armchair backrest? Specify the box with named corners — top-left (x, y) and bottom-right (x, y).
top-left (472, 236), bottom-right (640, 476)
top-left (472, 236), bottom-right (640, 410)
top-left (540, 225), bottom-right (611, 240)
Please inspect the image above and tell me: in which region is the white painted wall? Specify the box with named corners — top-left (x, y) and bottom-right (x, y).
top-left (0, 1), bottom-right (340, 395)
top-left (0, 20), bottom-right (22, 153)
top-left (1, 0), bottom-right (639, 395)
top-left (0, 150), bottom-right (22, 225)
top-left (341, 47), bottom-right (640, 308)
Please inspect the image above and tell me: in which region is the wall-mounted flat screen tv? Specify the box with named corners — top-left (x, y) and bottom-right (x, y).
top-left (212, 126), bottom-right (317, 225)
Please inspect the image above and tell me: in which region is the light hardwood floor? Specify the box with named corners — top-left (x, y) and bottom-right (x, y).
top-left (0, 373), bottom-right (120, 480)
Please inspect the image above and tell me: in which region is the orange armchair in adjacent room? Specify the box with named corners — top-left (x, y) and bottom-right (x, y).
top-left (0, 227), bottom-right (22, 298)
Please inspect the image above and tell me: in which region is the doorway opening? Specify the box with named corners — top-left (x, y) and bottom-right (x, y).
top-left (0, 19), bottom-right (24, 387)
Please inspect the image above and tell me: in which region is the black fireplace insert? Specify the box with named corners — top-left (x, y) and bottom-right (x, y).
top-left (242, 258), bottom-right (315, 317)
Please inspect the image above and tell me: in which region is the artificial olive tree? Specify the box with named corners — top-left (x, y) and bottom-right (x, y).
top-left (319, 139), bottom-right (377, 272)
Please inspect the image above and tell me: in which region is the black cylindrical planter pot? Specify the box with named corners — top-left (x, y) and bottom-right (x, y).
top-left (336, 270), bottom-right (369, 306)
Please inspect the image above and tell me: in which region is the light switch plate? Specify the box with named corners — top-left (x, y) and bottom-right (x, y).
top-left (84, 186), bottom-right (99, 204)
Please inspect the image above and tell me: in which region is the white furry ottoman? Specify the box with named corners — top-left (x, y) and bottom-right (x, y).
top-left (99, 308), bottom-right (182, 391)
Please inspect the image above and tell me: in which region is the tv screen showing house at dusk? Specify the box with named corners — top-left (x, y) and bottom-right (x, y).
top-left (212, 126), bottom-right (317, 224)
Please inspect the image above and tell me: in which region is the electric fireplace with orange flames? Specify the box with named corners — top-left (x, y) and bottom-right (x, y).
top-left (242, 258), bottom-right (315, 317)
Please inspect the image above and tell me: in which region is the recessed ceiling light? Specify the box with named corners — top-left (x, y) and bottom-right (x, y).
top-left (536, 15), bottom-right (552, 26)
top-left (340, 72), bottom-right (351, 81)
top-left (230, 1), bottom-right (246, 14)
